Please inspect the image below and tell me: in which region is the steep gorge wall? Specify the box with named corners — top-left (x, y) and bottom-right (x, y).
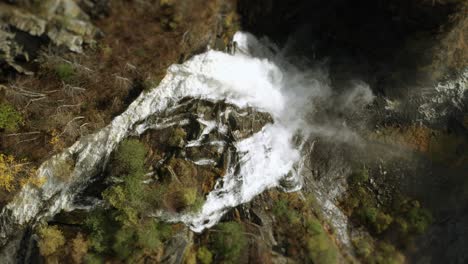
top-left (238, 0), bottom-right (467, 93)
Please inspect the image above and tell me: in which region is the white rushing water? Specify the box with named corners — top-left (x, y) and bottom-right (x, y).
top-left (0, 31), bottom-right (353, 248)
top-left (418, 69), bottom-right (468, 121)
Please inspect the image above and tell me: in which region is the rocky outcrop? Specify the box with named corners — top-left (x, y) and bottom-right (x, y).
top-left (142, 98), bottom-right (273, 200)
top-left (0, 0), bottom-right (98, 74)
top-left (160, 228), bottom-right (193, 264)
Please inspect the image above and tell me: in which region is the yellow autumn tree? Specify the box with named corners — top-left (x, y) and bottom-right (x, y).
top-left (0, 154), bottom-right (21, 191)
top-left (37, 225), bottom-right (65, 257)
top-left (71, 233), bottom-right (88, 264)
top-left (0, 153), bottom-right (42, 192)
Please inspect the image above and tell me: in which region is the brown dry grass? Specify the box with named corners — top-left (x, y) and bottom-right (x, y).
top-left (370, 124), bottom-right (468, 166)
top-left (370, 125), bottom-right (433, 153)
top-left (0, 0), bottom-right (238, 163)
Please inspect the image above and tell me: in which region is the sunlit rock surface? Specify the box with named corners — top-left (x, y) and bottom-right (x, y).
top-left (0, 0), bottom-right (97, 73)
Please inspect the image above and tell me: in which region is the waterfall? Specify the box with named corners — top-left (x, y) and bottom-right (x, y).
top-left (1, 31), bottom-right (372, 255)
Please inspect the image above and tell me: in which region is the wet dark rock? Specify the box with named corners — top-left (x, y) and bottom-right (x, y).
top-left (141, 98), bottom-right (273, 196)
top-left (160, 227), bottom-right (193, 264)
top-left (143, 98), bottom-right (272, 166)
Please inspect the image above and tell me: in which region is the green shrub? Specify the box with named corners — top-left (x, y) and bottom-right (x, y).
top-left (357, 205), bottom-right (394, 234)
top-left (307, 236), bottom-right (337, 264)
top-left (306, 218), bottom-right (324, 235)
top-left (116, 219), bottom-right (170, 259)
top-left (54, 63), bottom-right (75, 82)
top-left (185, 249), bottom-right (197, 264)
top-left (84, 254), bottom-right (104, 264)
top-left (353, 238), bottom-right (404, 264)
top-left (197, 246), bottom-right (213, 264)
top-left (375, 212), bottom-right (393, 234)
top-left (188, 194), bottom-right (205, 213)
top-left (360, 206), bottom-right (378, 224)
top-left (352, 237), bottom-right (373, 259)
top-left (114, 139), bottom-right (147, 173)
top-left (272, 198), bottom-right (288, 217)
top-left (305, 217), bottom-right (338, 264)
top-left (175, 187), bottom-right (205, 212)
top-left (102, 185), bottom-right (126, 210)
top-left (122, 171), bottom-right (145, 208)
top-left (136, 221), bottom-right (164, 249)
top-left (349, 168), bottom-right (369, 185)
top-left (85, 139), bottom-right (178, 260)
top-left (213, 222), bottom-right (247, 263)
top-left (406, 207), bottom-right (432, 234)
top-left (395, 217), bottom-right (409, 235)
top-left (102, 139), bottom-right (150, 225)
top-left (86, 208), bottom-right (170, 259)
top-left (343, 165), bottom-right (433, 263)
top-left (373, 242), bottom-right (405, 264)
top-left (113, 227), bottom-right (135, 259)
top-left (85, 210), bottom-right (116, 253)
top-left (0, 103), bottom-right (23, 132)
top-left (272, 198), bottom-right (301, 224)
top-left (182, 187), bottom-right (198, 206)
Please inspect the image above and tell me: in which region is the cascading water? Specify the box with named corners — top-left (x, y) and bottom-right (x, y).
top-left (0, 31), bottom-right (375, 259)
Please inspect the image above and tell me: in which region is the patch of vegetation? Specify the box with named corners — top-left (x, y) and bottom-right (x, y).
top-left (352, 235), bottom-right (405, 264)
top-left (392, 197), bottom-right (432, 236)
top-left (0, 102), bottom-right (23, 132)
top-left (370, 125), bottom-right (468, 166)
top-left (71, 233), bottom-right (89, 264)
top-left (197, 246), bottom-right (213, 264)
top-left (272, 198), bottom-right (301, 225)
top-left (37, 225), bottom-right (66, 257)
top-left (305, 217), bottom-right (338, 264)
top-left (180, 187), bottom-right (205, 212)
top-left (0, 154), bottom-right (39, 192)
top-left (342, 167), bottom-right (432, 262)
top-left (54, 63), bottom-right (75, 82)
top-left (85, 206), bottom-right (172, 261)
top-left (84, 139), bottom-right (173, 262)
top-left (85, 209), bottom-right (116, 254)
top-left (85, 254), bottom-right (104, 264)
top-left (114, 139), bottom-right (147, 174)
top-left (184, 248), bottom-right (197, 264)
top-left (212, 222), bottom-right (247, 264)
top-left (270, 193), bottom-right (340, 263)
top-left (160, 158), bottom-right (206, 213)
